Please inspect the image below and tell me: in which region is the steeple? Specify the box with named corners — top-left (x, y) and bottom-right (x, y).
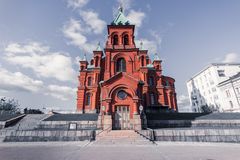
top-left (95, 42), bottom-right (102, 51)
top-left (153, 53), bottom-right (161, 61)
top-left (112, 5), bottom-right (130, 25)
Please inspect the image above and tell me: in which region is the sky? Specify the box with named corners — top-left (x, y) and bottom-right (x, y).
top-left (0, 0), bottom-right (240, 112)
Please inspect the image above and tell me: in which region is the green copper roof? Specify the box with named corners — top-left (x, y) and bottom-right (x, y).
top-left (95, 42), bottom-right (102, 51)
top-left (153, 53), bottom-right (161, 61)
top-left (112, 8), bottom-right (130, 25)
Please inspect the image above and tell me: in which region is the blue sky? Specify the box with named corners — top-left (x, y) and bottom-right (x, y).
top-left (0, 0), bottom-right (240, 112)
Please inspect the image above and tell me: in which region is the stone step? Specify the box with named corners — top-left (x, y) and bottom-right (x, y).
top-left (95, 130), bottom-right (154, 145)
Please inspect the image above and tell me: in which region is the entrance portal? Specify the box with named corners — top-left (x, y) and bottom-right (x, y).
top-left (114, 106), bottom-right (130, 130)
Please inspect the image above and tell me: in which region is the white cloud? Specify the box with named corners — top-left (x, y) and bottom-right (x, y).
top-left (67, 0), bottom-right (89, 9)
top-left (0, 68), bottom-right (43, 92)
top-left (117, 0), bottom-right (133, 11)
top-left (74, 56), bottom-right (81, 65)
top-left (0, 67), bottom-right (76, 101)
top-left (80, 10), bottom-right (106, 34)
top-left (4, 42), bottom-right (76, 82)
top-left (5, 42), bottom-right (49, 54)
top-left (127, 10), bottom-right (145, 28)
top-left (63, 18), bottom-right (96, 53)
top-left (222, 53), bottom-right (239, 63)
top-left (177, 94), bottom-right (191, 112)
top-left (136, 39), bottom-right (158, 55)
top-left (45, 85), bottom-right (76, 101)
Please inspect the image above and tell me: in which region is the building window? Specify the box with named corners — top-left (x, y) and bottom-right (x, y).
top-left (236, 88), bottom-right (240, 94)
top-left (95, 56), bottom-right (99, 67)
top-left (116, 58), bottom-right (126, 72)
top-left (113, 35), bottom-right (118, 45)
top-left (148, 76), bottom-right (154, 86)
top-left (229, 101), bottom-right (233, 108)
top-left (86, 93), bottom-right (91, 106)
top-left (141, 56), bottom-right (144, 67)
top-left (166, 80), bottom-right (169, 86)
top-left (80, 66), bottom-right (84, 71)
top-left (90, 59), bottom-right (94, 65)
top-left (150, 93), bottom-right (155, 105)
top-left (226, 90), bottom-right (231, 97)
top-left (88, 77), bottom-right (92, 86)
top-left (218, 70), bottom-right (225, 77)
top-left (117, 90), bottom-right (127, 100)
top-left (123, 35), bottom-right (129, 45)
top-left (212, 87), bottom-right (216, 92)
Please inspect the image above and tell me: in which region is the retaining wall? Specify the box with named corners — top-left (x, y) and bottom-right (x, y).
top-left (3, 130), bottom-right (95, 142)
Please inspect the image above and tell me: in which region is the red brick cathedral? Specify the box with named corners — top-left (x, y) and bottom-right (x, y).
top-left (77, 8), bottom-right (177, 129)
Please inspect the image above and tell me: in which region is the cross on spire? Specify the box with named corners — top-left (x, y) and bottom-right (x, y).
top-left (140, 41), bottom-right (143, 50)
top-left (118, 3), bottom-right (123, 12)
top-left (83, 53), bottom-right (87, 61)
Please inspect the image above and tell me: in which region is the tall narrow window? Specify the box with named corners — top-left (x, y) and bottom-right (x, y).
top-left (86, 93), bottom-right (91, 106)
top-left (229, 101), bottom-right (233, 108)
top-left (95, 56), bottom-right (99, 67)
top-left (236, 88), bottom-right (240, 94)
top-left (141, 56), bottom-right (144, 67)
top-left (116, 58), bottom-right (126, 72)
top-left (149, 76), bottom-right (154, 86)
top-left (90, 59), bottom-right (94, 65)
top-left (88, 77), bottom-right (92, 86)
top-left (123, 35), bottom-right (129, 45)
top-left (150, 93), bottom-right (155, 105)
top-left (113, 35), bottom-right (118, 45)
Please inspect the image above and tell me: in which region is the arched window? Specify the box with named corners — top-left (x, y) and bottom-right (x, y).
top-left (90, 59), bottom-right (94, 65)
top-left (150, 93), bottom-right (155, 105)
top-left (85, 93), bottom-right (91, 105)
top-left (146, 58), bottom-right (149, 65)
top-left (123, 35), bottom-right (129, 45)
top-left (148, 76), bottom-right (154, 86)
top-left (88, 77), bottom-right (92, 86)
top-left (141, 56), bottom-right (144, 67)
top-left (113, 35), bottom-right (118, 45)
top-left (116, 58), bottom-right (126, 72)
top-left (95, 56), bottom-right (99, 67)
top-left (80, 66), bottom-right (84, 71)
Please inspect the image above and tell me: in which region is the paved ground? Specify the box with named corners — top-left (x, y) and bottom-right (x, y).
top-left (1, 141), bottom-right (240, 160)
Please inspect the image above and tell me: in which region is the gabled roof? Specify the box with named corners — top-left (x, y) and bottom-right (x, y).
top-left (112, 7), bottom-right (130, 25)
top-left (102, 72), bottom-right (139, 86)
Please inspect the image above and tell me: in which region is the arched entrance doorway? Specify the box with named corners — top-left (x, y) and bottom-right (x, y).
top-left (109, 86), bottom-right (136, 130)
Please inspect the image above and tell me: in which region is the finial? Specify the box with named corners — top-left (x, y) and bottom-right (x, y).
top-left (118, 3), bottom-right (123, 12)
top-left (83, 53), bottom-right (86, 61)
top-left (140, 41), bottom-right (143, 50)
top-left (96, 41), bottom-right (102, 51)
top-left (154, 53), bottom-right (161, 61)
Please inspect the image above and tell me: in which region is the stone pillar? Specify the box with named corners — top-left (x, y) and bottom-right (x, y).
top-left (132, 114), bottom-right (141, 130)
top-left (133, 98), bottom-right (139, 115)
top-left (103, 115), bottom-right (112, 130)
top-left (105, 98), bottom-right (112, 115)
top-left (167, 92), bottom-right (172, 109)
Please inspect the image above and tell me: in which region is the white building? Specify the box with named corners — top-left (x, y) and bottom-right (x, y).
top-left (218, 73), bottom-right (240, 112)
top-left (187, 63), bottom-right (240, 112)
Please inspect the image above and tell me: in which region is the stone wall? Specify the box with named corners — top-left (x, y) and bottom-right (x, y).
top-left (3, 130), bottom-right (95, 142)
top-left (38, 121), bottom-right (98, 130)
top-left (0, 122), bottom-right (5, 129)
top-left (153, 128), bottom-right (240, 143)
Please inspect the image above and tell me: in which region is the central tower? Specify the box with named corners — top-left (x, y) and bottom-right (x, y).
top-left (77, 8), bottom-right (178, 130)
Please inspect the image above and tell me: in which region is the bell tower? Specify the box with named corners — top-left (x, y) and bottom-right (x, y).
top-left (106, 8), bottom-right (136, 49)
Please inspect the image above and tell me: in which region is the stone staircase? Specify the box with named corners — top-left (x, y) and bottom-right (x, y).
top-left (93, 130), bottom-right (155, 146)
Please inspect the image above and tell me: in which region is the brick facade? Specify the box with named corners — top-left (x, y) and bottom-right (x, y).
top-left (77, 9), bottom-right (177, 129)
